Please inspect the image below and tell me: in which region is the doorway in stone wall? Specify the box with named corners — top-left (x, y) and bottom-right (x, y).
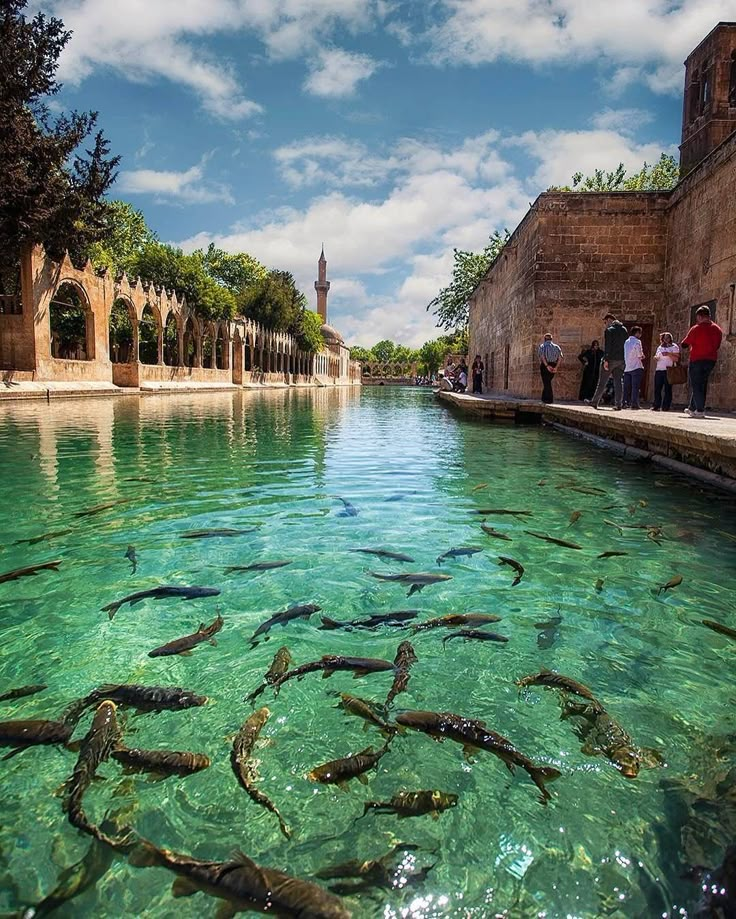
top-left (621, 320), bottom-right (653, 400)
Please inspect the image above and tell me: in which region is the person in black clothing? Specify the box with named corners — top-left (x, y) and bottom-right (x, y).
top-left (577, 340), bottom-right (602, 401)
top-left (586, 314), bottom-right (628, 410)
top-left (471, 355), bottom-right (484, 394)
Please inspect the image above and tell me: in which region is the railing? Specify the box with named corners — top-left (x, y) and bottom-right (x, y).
top-left (0, 294), bottom-right (21, 315)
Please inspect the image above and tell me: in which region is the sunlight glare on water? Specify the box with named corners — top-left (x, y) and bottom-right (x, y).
top-left (0, 386), bottom-right (734, 918)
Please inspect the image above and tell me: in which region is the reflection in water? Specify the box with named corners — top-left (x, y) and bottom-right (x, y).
top-left (0, 386), bottom-right (734, 917)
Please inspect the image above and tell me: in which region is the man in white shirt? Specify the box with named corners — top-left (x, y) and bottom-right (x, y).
top-left (623, 326), bottom-right (645, 409)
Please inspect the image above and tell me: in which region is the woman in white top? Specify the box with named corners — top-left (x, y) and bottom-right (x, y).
top-left (652, 331), bottom-right (680, 411)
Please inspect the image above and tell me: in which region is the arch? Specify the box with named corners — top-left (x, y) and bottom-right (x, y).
top-left (139, 304), bottom-right (161, 365)
top-left (215, 322), bottom-right (228, 370)
top-left (688, 68), bottom-right (701, 122)
top-left (183, 316), bottom-right (199, 368)
top-left (232, 328), bottom-right (243, 384)
top-left (244, 333), bottom-right (253, 371)
top-left (109, 296), bottom-right (136, 364)
top-left (202, 322), bottom-right (215, 369)
top-left (50, 281), bottom-right (94, 361)
top-left (163, 312), bottom-right (180, 366)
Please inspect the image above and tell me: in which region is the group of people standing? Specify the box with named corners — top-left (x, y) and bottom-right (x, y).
top-left (536, 306), bottom-right (723, 416)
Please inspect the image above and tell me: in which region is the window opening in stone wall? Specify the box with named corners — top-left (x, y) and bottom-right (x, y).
top-left (184, 317), bottom-right (197, 367)
top-left (700, 64), bottom-right (711, 113)
top-left (688, 69), bottom-right (701, 122)
top-left (139, 304), bottom-right (159, 365)
top-left (730, 51), bottom-right (736, 107)
top-left (50, 283), bottom-right (93, 360)
top-left (244, 335), bottom-right (252, 371)
top-left (689, 299), bottom-right (717, 326)
top-left (202, 325), bottom-right (214, 369)
top-left (215, 325), bottom-right (226, 370)
top-left (109, 298), bottom-right (135, 363)
top-left (503, 343), bottom-right (510, 390)
top-left (728, 283), bottom-right (736, 336)
top-left (163, 313), bottom-right (179, 366)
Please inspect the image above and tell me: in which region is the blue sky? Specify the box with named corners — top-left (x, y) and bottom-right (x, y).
top-left (43, 0), bottom-right (736, 347)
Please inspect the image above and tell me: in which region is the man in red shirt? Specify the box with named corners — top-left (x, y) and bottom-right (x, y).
top-left (681, 304), bottom-right (723, 418)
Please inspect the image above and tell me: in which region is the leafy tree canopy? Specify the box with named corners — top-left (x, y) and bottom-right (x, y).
top-left (0, 0), bottom-right (119, 278)
top-left (196, 243), bottom-right (267, 292)
top-left (237, 269), bottom-right (313, 344)
top-left (293, 309), bottom-right (324, 353)
top-left (87, 200), bottom-right (157, 275)
top-left (550, 153), bottom-right (679, 192)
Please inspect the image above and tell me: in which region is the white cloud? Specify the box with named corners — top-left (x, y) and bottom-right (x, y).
top-left (424, 0), bottom-right (736, 94)
top-left (304, 48), bottom-right (381, 97)
top-left (591, 108), bottom-right (653, 135)
top-left (117, 158), bottom-right (234, 204)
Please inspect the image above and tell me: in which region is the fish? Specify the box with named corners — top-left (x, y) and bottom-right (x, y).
top-left (73, 501), bottom-right (125, 519)
top-left (385, 640), bottom-right (417, 707)
top-left (112, 747), bottom-right (211, 777)
top-left (436, 546), bottom-right (484, 566)
top-left (308, 739), bottom-right (392, 789)
top-left (65, 701), bottom-right (128, 846)
top-left (231, 707), bottom-right (290, 839)
top-left (475, 508), bottom-right (533, 516)
top-left (0, 683), bottom-right (47, 703)
top-left (315, 844), bottom-right (433, 896)
top-left (354, 610), bottom-right (420, 629)
top-left (180, 528), bottom-right (257, 539)
top-left (318, 616), bottom-right (351, 631)
top-left (558, 696), bottom-right (662, 779)
top-left (360, 790), bottom-right (458, 820)
top-left (471, 483), bottom-right (489, 492)
top-left (481, 524), bottom-right (512, 541)
top-left (147, 614), bottom-right (223, 658)
top-left (701, 619), bottom-right (736, 641)
top-left (336, 694), bottom-right (398, 737)
top-left (595, 578), bottom-right (605, 592)
top-left (569, 511), bottom-right (582, 525)
top-left (442, 629), bottom-right (508, 646)
top-left (62, 684), bottom-right (207, 724)
top-left (128, 840), bottom-right (351, 917)
top-left (273, 656), bottom-right (396, 694)
top-left (568, 486), bottom-right (607, 496)
top-left (13, 528), bottom-right (73, 546)
top-left (0, 560), bottom-right (61, 585)
top-left (412, 613), bottom-right (502, 632)
top-left (639, 499), bottom-right (648, 507)
top-left (395, 710), bottom-right (561, 803)
top-left (245, 646), bottom-right (292, 703)
top-left (0, 718), bottom-right (72, 758)
top-left (352, 548), bottom-right (415, 563)
top-left (248, 603), bottom-right (321, 646)
top-left (516, 669), bottom-right (599, 704)
top-left (124, 476), bottom-right (155, 483)
top-left (498, 556), bottom-right (524, 586)
top-left (603, 519), bottom-right (623, 535)
top-left (657, 574), bottom-right (683, 595)
top-left (524, 531), bottom-right (582, 550)
top-left (335, 497), bottom-right (359, 517)
top-left (225, 560), bottom-right (292, 572)
top-left (101, 585), bottom-right (221, 621)
top-left (597, 551), bottom-right (629, 559)
top-left (124, 545), bottom-right (137, 574)
top-left (368, 571), bottom-right (452, 597)
top-left (534, 616), bottom-right (561, 650)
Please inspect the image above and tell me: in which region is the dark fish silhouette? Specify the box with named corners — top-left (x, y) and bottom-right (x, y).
top-left (0, 683), bottom-right (47, 703)
top-left (0, 718), bottom-right (72, 758)
top-left (481, 524), bottom-right (512, 541)
top-left (368, 571), bottom-right (452, 597)
top-left (436, 546), bottom-right (483, 565)
top-left (524, 531), bottom-right (582, 550)
top-left (442, 629), bottom-right (508, 646)
top-left (386, 640), bottom-right (417, 707)
top-left (273, 655), bottom-right (395, 694)
top-left (73, 501), bottom-right (126, 519)
top-left (533, 615), bottom-right (562, 650)
top-left (101, 585), bottom-right (221, 620)
top-left (321, 610), bottom-right (420, 631)
top-left (413, 613), bottom-right (502, 632)
top-left (498, 556), bottom-right (524, 586)
top-left (316, 844), bottom-right (434, 896)
top-left (0, 560), bottom-right (61, 584)
top-left (112, 747), bottom-right (210, 777)
top-left (180, 528), bottom-right (256, 539)
top-left (308, 739), bottom-right (392, 789)
top-left (702, 619), bottom-right (736, 641)
top-left (249, 603), bottom-right (321, 646)
top-left (336, 693), bottom-right (398, 737)
top-left (14, 529), bottom-right (73, 546)
top-left (245, 646), bottom-right (292, 703)
top-left (335, 497), bottom-right (359, 517)
top-left (124, 545), bottom-right (137, 574)
top-left (148, 614), bottom-right (223, 657)
top-left (597, 551), bottom-right (628, 559)
top-left (225, 560), bottom-right (292, 572)
top-left (360, 790), bottom-right (458, 820)
top-left (352, 548), bottom-right (415, 563)
top-left (657, 574), bottom-right (683, 595)
top-left (475, 508), bottom-right (533, 516)
top-left (516, 669), bottom-right (599, 703)
top-left (62, 684), bottom-right (207, 725)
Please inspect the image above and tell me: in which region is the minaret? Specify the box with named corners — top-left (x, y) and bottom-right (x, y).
top-left (314, 245), bottom-right (330, 322)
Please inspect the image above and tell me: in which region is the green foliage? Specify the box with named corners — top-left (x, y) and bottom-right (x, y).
top-left (427, 230), bottom-right (509, 333)
top-left (88, 201), bottom-right (157, 275)
top-left (0, 0), bottom-right (119, 270)
top-left (418, 338), bottom-right (447, 376)
top-left (371, 339), bottom-right (398, 363)
top-left (196, 243), bottom-right (267, 292)
top-left (348, 345), bottom-right (373, 363)
top-left (551, 154), bottom-right (679, 192)
top-left (293, 309), bottom-right (324, 353)
top-left (236, 269), bottom-right (308, 332)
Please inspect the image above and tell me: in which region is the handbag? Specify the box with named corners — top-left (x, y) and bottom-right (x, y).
top-left (666, 364), bottom-right (688, 385)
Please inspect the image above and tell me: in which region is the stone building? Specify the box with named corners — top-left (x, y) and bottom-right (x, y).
top-left (470, 22), bottom-right (736, 410)
top-left (0, 245), bottom-right (360, 392)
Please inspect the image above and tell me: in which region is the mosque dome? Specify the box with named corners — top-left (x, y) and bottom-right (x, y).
top-left (320, 323), bottom-right (344, 344)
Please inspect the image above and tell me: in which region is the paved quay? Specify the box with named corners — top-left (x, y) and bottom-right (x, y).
top-left (437, 391), bottom-right (736, 489)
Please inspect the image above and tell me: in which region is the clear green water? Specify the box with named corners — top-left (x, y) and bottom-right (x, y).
top-left (0, 386), bottom-right (734, 918)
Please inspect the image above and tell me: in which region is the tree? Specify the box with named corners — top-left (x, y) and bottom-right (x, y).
top-left (196, 243), bottom-right (267, 292)
top-left (293, 309), bottom-right (324, 353)
top-left (348, 345), bottom-right (374, 363)
top-left (88, 200), bottom-right (157, 275)
top-left (427, 230), bottom-right (509, 333)
top-left (0, 0), bottom-right (119, 286)
top-left (418, 339), bottom-right (446, 376)
top-left (237, 270), bottom-right (307, 331)
top-left (371, 339), bottom-right (398, 363)
top-left (550, 154), bottom-right (679, 192)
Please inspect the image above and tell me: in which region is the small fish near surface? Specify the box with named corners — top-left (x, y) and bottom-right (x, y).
top-left (436, 546), bottom-right (483, 566)
top-left (273, 656), bottom-right (396, 695)
top-left (128, 840), bottom-right (351, 918)
top-left (524, 531), bottom-right (582, 550)
top-left (0, 683), bottom-right (47, 703)
top-left (336, 694), bottom-right (398, 738)
top-left (231, 707), bottom-right (290, 839)
top-left (308, 739), bottom-right (392, 789)
top-left (475, 508), bottom-right (533, 517)
top-left (180, 528), bottom-right (257, 540)
top-left (701, 619), bottom-right (736, 642)
top-left (148, 614), bottom-right (223, 658)
top-left (335, 497), bottom-right (359, 517)
top-left (385, 640), bottom-right (417, 707)
top-left (412, 613), bottom-right (502, 633)
top-left (368, 571), bottom-right (452, 597)
top-left (316, 843), bottom-right (433, 897)
top-left (498, 556), bottom-right (524, 587)
top-left (352, 548), bottom-right (415, 563)
top-left (516, 669), bottom-right (599, 704)
top-left (101, 585), bottom-right (221, 621)
top-left (0, 560), bottom-right (61, 585)
top-left (124, 545), bottom-right (137, 575)
top-left (481, 523), bottom-right (512, 541)
top-left (14, 528), bottom-right (73, 546)
top-left (73, 501), bottom-right (126, 520)
top-left (597, 551), bottom-right (629, 559)
top-left (533, 615), bottom-right (562, 650)
top-left (569, 511), bottom-right (582, 526)
top-left (595, 578), bottom-right (605, 592)
top-left (112, 747), bottom-right (211, 778)
top-left (225, 560), bottom-right (292, 573)
top-left (471, 483), bottom-right (489, 492)
top-left (394, 710), bottom-right (561, 803)
top-left (248, 603), bottom-right (321, 647)
top-left (657, 574), bottom-right (683, 595)
top-left (360, 789), bottom-right (458, 820)
top-left (245, 646), bottom-right (292, 704)
top-left (442, 629), bottom-right (508, 647)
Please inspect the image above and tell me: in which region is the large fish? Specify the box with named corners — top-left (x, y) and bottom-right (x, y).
top-left (315, 844), bottom-right (434, 896)
top-left (436, 547), bottom-right (483, 566)
top-left (129, 840), bottom-right (351, 917)
top-left (0, 718), bottom-right (72, 757)
top-left (442, 629), bottom-right (508, 646)
top-left (0, 560), bottom-right (61, 585)
top-left (148, 614), bottom-right (223, 658)
top-left (273, 656), bottom-right (395, 694)
top-left (180, 528), bottom-right (257, 539)
top-left (230, 707), bottom-right (290, 839)
top-left (112, 747), bottom-right (211, 778)
top-left (335, 497), bottom-right (359, 517)
top-left (597, 551), bottom-right (628, 559)
top-left (523, 531), bottom-right (582, 550)
top-left (101, 586), bottom-right (221, 621)
top-left (533, 615), bottom-right (562, 650)
top-left (308, 739), bottom-right (392, 789)
top-left (62, 684), bottom-right (207, 726)
top-left (475, 508), bottom-right (533, 517)
top-left (481, 524), bottom-right (512, 541)
top-left (413, 613), bottom-right (502, 632)
top-left (65, 701), bottom-right (128, 846)
top-left (319, 611), bottom-right (419, 631)
top-left (498, 556), bottom-right (524, 586)
top-left (245, 646), bottom-right (292, 703)
top-left (352, 548), bottom-right (415, 563)
top-left (385, 641), bottom-right (417, 707)
top-left (516, 669), bottom-right (599, 704)
top-left (360, 790), bottom-right (458, 820)
top-left (395, 710), bottom-right (561, 803)
top-left (657, 574), bottom-right (683, 595)
top-left (336, 694), bottom-right (398, 737)
top-left (248, 603), bottom-right (321, 647)
top-left (368, 571), bottom-right (452, 597)
top-left (0, 683), bottom-right (47, 703)
top-left (225, 560), bottom-right (292, 572)
top-left (702, 619), bottom-right (736, 641)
